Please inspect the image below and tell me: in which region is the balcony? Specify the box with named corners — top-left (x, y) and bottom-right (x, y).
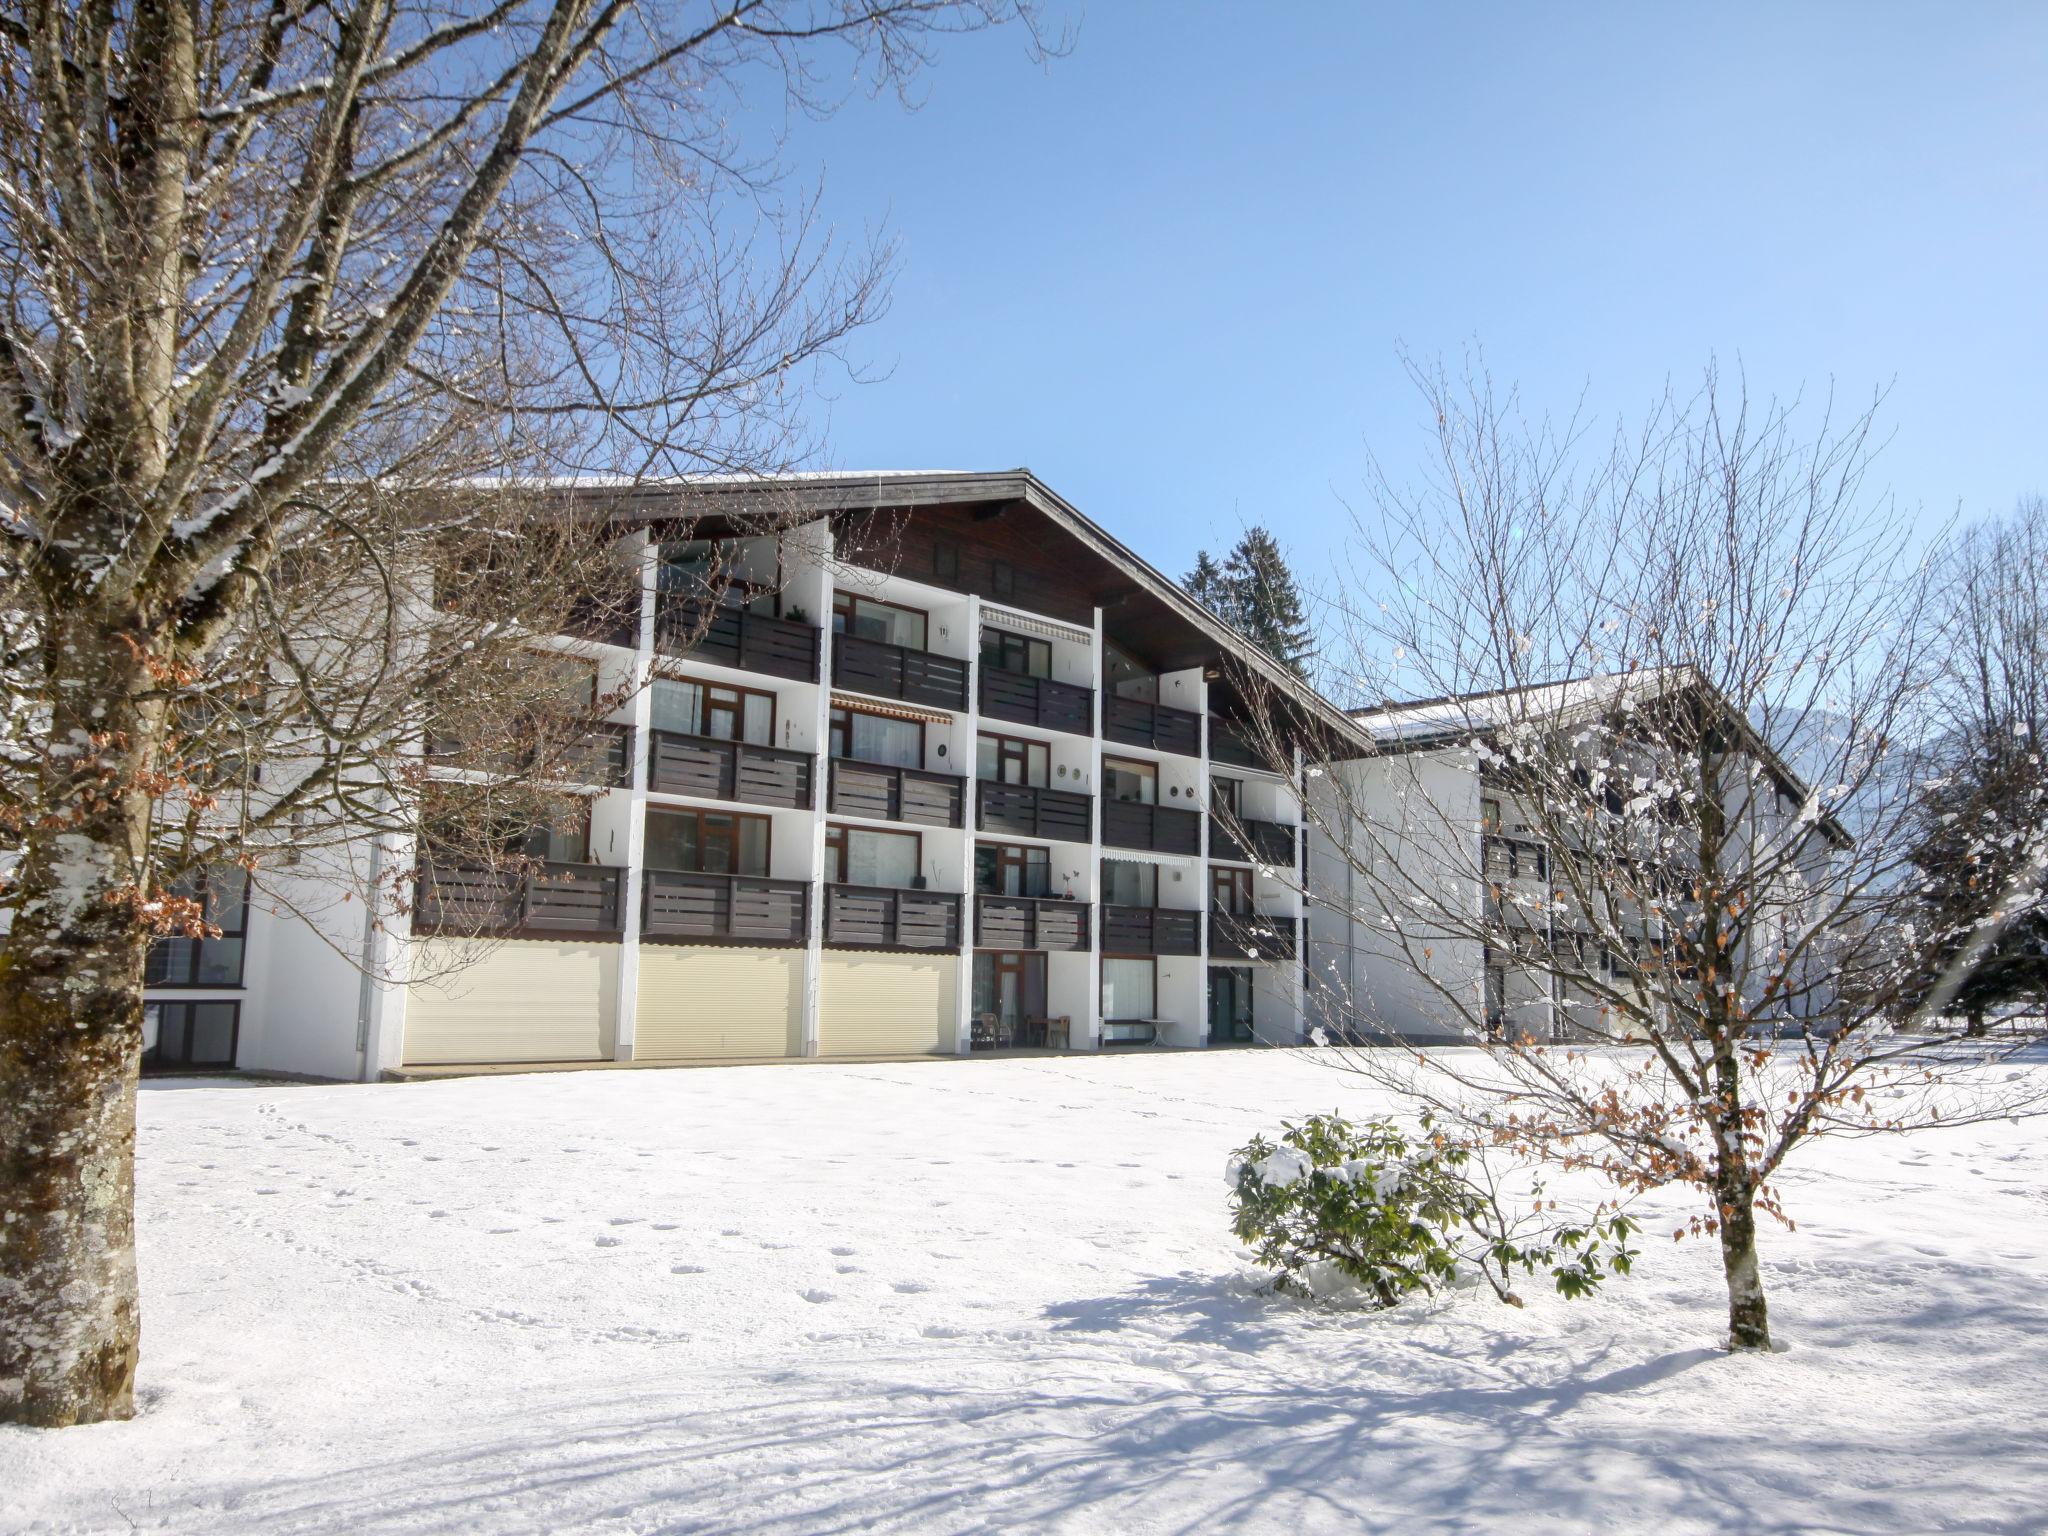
top-left (413, 861), bottom-right (623, 938)
top-left (976, 780), bottom-right (1092, 842)
top-left (1209, 908), bottom-right (1298, 961)
top-left (428, 722), bottom-right (633, 790)
top-left (828, 759), bottom-right (965, 829)
top-left (1099, 905), bottom-right (1201, 956)
top-left (647, 730), bottom-right (813, 810)
top-left (978, 669), bottom-right (1095, 735)
top-left (559, 588), bottom-right (641, 649)
top-left (831, 632), bottom-right (968, 712)
top-left (654, 602), bottom-right (819, 683)
top-left (1208, 814), bottom-right (1297, 867)
top-left (974, 894), bottom-right (1090, 952)
top-left (823, 884), bottom-right (962, 951)
top-left (1104, 695), bottom-right (1203, 756)
top-left (1101, 800), bottom-right (1201, 856)
top-left (1208, 718), bottom-right (1270, 771)
top-left (642, 870), bottom-right (808, 945)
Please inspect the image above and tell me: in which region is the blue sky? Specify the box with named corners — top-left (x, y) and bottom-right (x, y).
top-left (764, 2), bottom-right (2045, 584)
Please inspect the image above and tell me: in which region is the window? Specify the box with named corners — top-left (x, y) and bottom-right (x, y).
top-left (975, 842), bottom-right (1051, 897)
top-left (514, 802), bottom-right (592, 864)
top-left (991, 559), bottom-right (1015, 598)
top-left (652, 676), bottom-right (775, 746)
top-left (1211, 866), bottom-right (1252, 915)
top-left (1101, 957), bottom-right (1156, 1020)
top-left (980, 627), bottom-right (1051, 680)
top-left (536, 651), bottom-right (599, 712)
top-left (826, 824), bottom-right (922, 888)
top-left (1104, 640), bottom-right (1157, 702)
top-left (976, 732), bottom-right (1049, 787)
top-left (1211, 777), bottom-right (1242, 816)
top-left (143, 1000), bottom-right (240, 1072)
top-left (644, 808), bottom-right (769, 877)
top-left (971, 951), bottom-right (1047, 1045)
top-left (145, 867), bottom-right (250, 988)
top-left (833, 591), bottom-right (929, 652)
top-left (933, 540), bottom-right (959, 583)
top-left (1481, 796), bottom-right (1503, 835)
top-left (657, 538), bottom-right (775, 615)
top-left (830, 705), bottom-right (924, 769)
top-left (1103, 757), bottom-right (1157, 805)
top-left (1100, 858), bottom-right (1157, 907)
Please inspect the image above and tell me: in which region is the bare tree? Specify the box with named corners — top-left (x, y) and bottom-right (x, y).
top-left (1906, 500), bottom-right (2048, 1031)
top-left (1246, 362), bottom-right (2046, 1353)
top-left (0, 0), bottom-right (1053, 1427)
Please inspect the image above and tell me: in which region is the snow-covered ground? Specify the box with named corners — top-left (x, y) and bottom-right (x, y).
top-left (5, 1049), bottom-right (2045, 1535)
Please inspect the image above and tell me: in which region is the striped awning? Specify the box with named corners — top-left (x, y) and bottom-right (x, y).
top-left (981, 607), bottom-right (1091, 647)
top-left (829, 693), bottom-right (954, 726)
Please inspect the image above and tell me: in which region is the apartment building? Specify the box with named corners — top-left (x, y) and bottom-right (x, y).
top-left (143, 472), bottom-right (1348, 1079)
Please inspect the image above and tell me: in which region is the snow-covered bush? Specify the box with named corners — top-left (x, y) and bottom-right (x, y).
top-left (1226, 1114), bottom-right (1637, 1308)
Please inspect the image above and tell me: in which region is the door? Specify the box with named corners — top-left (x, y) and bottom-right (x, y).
top-left (1208, 967), bottom-right (1254, 1044)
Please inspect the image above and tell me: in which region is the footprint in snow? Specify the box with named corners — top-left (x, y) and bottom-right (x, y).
top-left (594, 1235), bottom-right (625, 1248)
top-left (892, 1281), bottom-right (930, 1294)
top-left (829, 1245), bottom-right (857, 1256)
top-left (802, 1288), bottom-right (835, 1304)
top-left (671, 1264), bottom-right (707, 1275)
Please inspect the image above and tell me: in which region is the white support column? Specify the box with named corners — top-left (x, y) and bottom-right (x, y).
top-left (611, 531), bottom-right (657, 1062)
top-left (1086, 604), bottom-right (1106, 1051)
top-left (801, 533), bottom-right (834, 1058)
top-left (359, 828), bottom-right (415, 1081)
top-left (1291, 740), bottom-right (1309, 1046)
top-left (1195, 672), bottom-right (1212, 1047)
top-left (952, 594), bottom-right (982, 1053)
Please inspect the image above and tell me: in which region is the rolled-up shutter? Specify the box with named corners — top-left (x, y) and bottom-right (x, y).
top-left (635, 948), bottom-right (802, 1060)
top-left (819, 953), bottom-right (955, 1057)
top-left (404, 938), bottom-right (616, 1064)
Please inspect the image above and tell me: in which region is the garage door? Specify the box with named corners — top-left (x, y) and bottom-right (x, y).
top-left (819, 952), bottom-right (956, 1057)
top-left (404, 938), bottom-right (617, 1064)
top-left (636, 948), bottom-right (803, 1060)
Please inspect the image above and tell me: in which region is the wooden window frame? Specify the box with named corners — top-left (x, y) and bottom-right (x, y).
top-left (832, 590), bottom-right (931, 652)
top-left (643, 805), bottom-right (773, 878)
top-left (1211, 776), bottom-right (1242, 815)
top-left (825, 822), bottom-right (924, 888)
top-left (979, 626), bottom-right (1051, 680)
top-left (653, 672), bottom-right (779, 746)
top-left (1099, 953), bottom-right (1159, 1021)
top-left (1211, 865), bottom-right (1252, 915)
top-left (829, 703), bottom-right (926, 766)
top-left (1100, 857), bottom-right (1158, 908)
top-left (976, 730), bottom-right (1051, 788)
top-left (974, 840), bottom-right (1052, 897)
top-left (1102, 755), bottom-right (1159, 805)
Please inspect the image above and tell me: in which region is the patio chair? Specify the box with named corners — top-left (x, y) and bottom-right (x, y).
top-left (1043, 1014), bottom-right (1071, 1050)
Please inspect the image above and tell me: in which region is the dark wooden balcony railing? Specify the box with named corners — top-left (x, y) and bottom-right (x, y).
top-left (1208, 718), bottom-right (1269, 771)
top-left (642, 870), bottom-right (808, 945)
top-left (647, 729), bottom-right (813, 809)
top-left (1208, 814), bottom-right (1297, 867)
top-left (414, 861), bottom-right (623, 938)
top-left (828, 759), bottom-right (965, 829)
top-left (974, 894), bottom-right (1090, 952)
top-left (978, 669), bottom-right (1095, 735)
top-left (1104, 695), bottom-right (1203, 756)
top-left (559, 589), bottom-right (641, 649)
top-left (1209, 908), bottom-right (1298, 961)
top-left (1099, 904), bottom-right (1201, 956)
top-left (831, 632), bottom-right (968, 711)
top-left (653, 601), bottom-right (820, 683)
top-left (1101, 800), bottom-right (1201, 856)
top-left (976, 780), bottom-right (1093, 842)
top-left (823, 884), bottom-right (962, 951)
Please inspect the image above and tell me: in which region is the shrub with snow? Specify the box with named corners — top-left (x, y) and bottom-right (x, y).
top-left (1226, 1114), bottom-right (1637, 1309)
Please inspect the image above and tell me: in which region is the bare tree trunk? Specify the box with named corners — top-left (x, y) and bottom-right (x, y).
top-left (0, 623), bottom-right (155, 1426)
top-left (1715, 1155), bottom-right (1772, 1352)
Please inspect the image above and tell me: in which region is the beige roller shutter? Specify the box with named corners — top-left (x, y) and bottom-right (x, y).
top-left (636, 948), bottom-right (802, 1061)
top-left (819, 952), bottom-right (956, 1057)
top-left (404, 938), bottom-right (616, 1064)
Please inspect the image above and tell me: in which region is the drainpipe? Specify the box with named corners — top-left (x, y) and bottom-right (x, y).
top-left (354, 834), bottom-right (385, 1079)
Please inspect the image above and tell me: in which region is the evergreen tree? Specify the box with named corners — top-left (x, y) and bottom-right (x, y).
top-left (1184, 531), bottom-right (1314, 677)
top-left (1223, 527), bottom-right (1314, 678)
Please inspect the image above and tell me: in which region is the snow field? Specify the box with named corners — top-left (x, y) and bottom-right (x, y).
top-left (3, 1049), bottom-right (2045, 1534)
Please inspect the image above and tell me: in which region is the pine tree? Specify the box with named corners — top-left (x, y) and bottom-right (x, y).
top-left (1223, 527), bottom-right (1314, 678)
top-left (1183, 551), bottom-right (1234, 626)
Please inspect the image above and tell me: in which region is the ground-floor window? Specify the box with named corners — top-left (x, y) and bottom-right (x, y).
top-left (144, 999), bottom-right (240, 1072)
top-left (1101, 955), bottom-right (1157, 1020)
top-left (971, 950), bottom-right (1048, 1048)
top-left (1208, 965), bottom-right (1254, 1043)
